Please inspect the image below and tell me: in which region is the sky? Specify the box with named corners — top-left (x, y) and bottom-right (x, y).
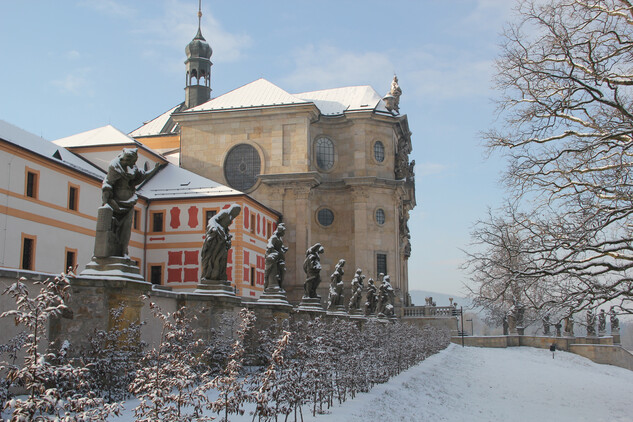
top-left (0, 0), bottom-right (514, 298)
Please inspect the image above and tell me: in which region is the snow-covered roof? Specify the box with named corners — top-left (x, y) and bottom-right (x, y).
top-left (294, 85), bottom-right (390, 116)
top-left (188, 78), bottom-right (309, 112)
top-left (0, 120), bottom-right (104, 179)
top-left (129, 104), bottom-right (183, 137)
top-left (138, 163), bottom-right (241, 200)
top-left (54, 125), bottom-right (136, 148)
top-left (131, 79), bottom-right (395, 137)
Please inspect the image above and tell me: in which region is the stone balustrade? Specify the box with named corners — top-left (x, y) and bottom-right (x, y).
top-left (403, 305), bottom-right (456, 318)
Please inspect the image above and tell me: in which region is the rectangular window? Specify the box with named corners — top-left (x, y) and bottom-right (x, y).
top-left (68, 184), bottom-right (79, 211)
top-left (150, 265), bottom-right (162, 285)
top-left (20, 234), bottom-right (36, 270)
top-left (267, 221), bottom-right (272, 239)
top-left (133, 209), bottom-right (140, 230)
top-left (151, 211), bottom-right (164, 233)
top-left (25, 168), bottom-right (39, 199)
top-left (250, 267), bottom-right (256, 287)
top-left (206, 209), bottom-right (217, 224)
top-left (377, 253), bottom-right (387, 276)
top-left (65, 248), bottom-right (77, 273)
top-left (250, 214), bottom-right (256, 233)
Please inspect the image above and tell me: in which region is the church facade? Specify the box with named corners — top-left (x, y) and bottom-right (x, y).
top-left (131, 18), bottom-right (416, 304)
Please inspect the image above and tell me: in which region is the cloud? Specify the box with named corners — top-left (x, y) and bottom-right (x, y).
top-left (281, 44), bottom-right (395, 92)
top-left (415, 162), bottom-right (447, 177)
top-left (65, 50), bottom-right (81, 60)
top-left (131, 0), bottom-right (251, 68)
top-left (52, 68), bottom-right (93, 96)
top-left (77, 0), bottom-right (136, 18)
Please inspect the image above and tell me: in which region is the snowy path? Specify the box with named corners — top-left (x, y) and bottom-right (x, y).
top-left (302, 344), bottom-right (633, 422)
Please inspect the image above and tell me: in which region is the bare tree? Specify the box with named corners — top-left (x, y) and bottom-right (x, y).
top-left (470, 0), bottom-right (633, 316)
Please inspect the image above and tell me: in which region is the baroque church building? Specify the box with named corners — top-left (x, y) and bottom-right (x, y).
top-left (131, 16), bottom-right (416, 304)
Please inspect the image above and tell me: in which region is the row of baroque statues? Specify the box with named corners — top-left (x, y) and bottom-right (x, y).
top-left (93, 150), bottom-right (398, 316)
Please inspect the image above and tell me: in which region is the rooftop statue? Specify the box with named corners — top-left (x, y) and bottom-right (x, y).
top-left (200, 205), bottom-right (241, 281)
top-left (264, 223), bottom-right (288, 291)
top-left (95, 148), bottom-right (160, 258)
top-left (303, 243), bottom-right (324, 299)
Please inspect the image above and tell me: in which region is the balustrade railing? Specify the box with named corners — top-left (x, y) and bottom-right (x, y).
top-left (403, 305), bottom-right (456, 318)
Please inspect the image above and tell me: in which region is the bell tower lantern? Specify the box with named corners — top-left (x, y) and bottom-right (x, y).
top-left (185, 1), bottom-right (212, 109)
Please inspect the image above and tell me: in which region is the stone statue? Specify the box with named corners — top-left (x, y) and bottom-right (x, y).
top-left (598, 309), bottom-right (607, 334)
top-left (506, 308), bottom-right (517, 334)
top-left (542, 314), bottom-right (551, 336)
top-left (586, 310), bottom-right (596, 337)
top-left (376, 274), bottom-right (395, 317)
top-left (264, 223), bottom-right (288, 291)
top-left (610, 307), bottom-right (620, 332)
top-left (383, 75), bottom-right (402, 114)
top-left (96, 148), bottom-right (161, 258)
top-left (365, 278), bottom-right (377, 316)
top-left (348, 268), bottom-right (365, 311)
top-left (303, 243), bottom-right (324, 298)
top-left (327, 259), bottom-right (346, 310)
top-left (200, 205), bottom-right (241, 281)
top-left (554, 322), bottom-right (562, 337)
top-left (502, 316), bottom-right (509, 335)
top-left (515, 300), bottom-right (525, 328)
top-left (564, 316), bottom-right (575, 337)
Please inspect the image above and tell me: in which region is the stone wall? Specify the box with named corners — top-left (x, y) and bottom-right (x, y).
top-left (450, 334), bottom-right (633, 371)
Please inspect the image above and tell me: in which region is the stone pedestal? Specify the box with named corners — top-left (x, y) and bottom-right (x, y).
top-left (256, 287), bottom-right (293, 309)
top-left (81, 256), bottom-right (145, 282)
top-left (297, 296), bottom-right (325, 312)
top-left (612, 332), bottom-right (621, 344)
top-left (517, 326), bottom-right (525, 336)
top-left (326, 305), bottom-right (347, 316)
top-left (195, 279), bottom-right (237, 298)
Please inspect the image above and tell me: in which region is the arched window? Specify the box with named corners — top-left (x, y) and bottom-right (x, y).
top-left (315, 136), bottom-right (335, 170)
top-left (374, 141), bottom-right (385, 163)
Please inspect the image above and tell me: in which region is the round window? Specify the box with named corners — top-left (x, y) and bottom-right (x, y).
top-left (315, 136), bottom-right (335, 170)
top-left (374, 141), bottom-right (385, 163)
top-left (224, 144), bottom-right (261, 191)
top-left (317, 208), bottom-right (334, 226)
top-left (375, 208), bottom-right (385, 225)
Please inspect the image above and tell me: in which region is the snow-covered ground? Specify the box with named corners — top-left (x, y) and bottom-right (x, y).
top-left (106, 344), bottom-right (633, 421)
top-left (301, 344), bottom-right (633, 422)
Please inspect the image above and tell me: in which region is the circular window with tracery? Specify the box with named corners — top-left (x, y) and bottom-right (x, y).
top-left (315, 136), bottom-right (335, 170)
top-left (317, 208), bottom-right (334, 226)
top-left (224, 144), bottom-right (261, 191)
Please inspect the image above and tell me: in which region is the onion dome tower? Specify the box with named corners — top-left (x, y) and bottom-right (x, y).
top-left (185, 1), bottom-right (212, 109)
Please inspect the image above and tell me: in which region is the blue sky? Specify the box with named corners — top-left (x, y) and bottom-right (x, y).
top-left (0, 0), bottom-right (513, 298)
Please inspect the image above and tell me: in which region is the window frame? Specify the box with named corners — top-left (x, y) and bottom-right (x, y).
top-left (316, 207), bottom-right (335, 228)
top-left (20, 233), bottom-right (37, 271)
top-left (150, 210), bottom-right (166, 233)
top-left (64, 247), bottom-right (77, 273)
top-left (373, 140), bottom-right (386, 164)
top-left (376, 252), bottom-right (388, 277)
top-left (314, 136), bottom-right (337, 172)
top-left (67, 182), bottom-right (80, 211)
top-left (24, 167), bottom-right (40, 199)
top-left (148, 263), bottom-right (164, 285)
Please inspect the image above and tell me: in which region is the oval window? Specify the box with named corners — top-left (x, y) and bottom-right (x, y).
top-left (224, 144), bottom-right (261, 191)
top-left (315, 136), bottom-right (335, 170)
top-left (317, 208), bottom-right (334, 226)
top-left (374, 141), bottom-right (385, 163)
top-left (376, 208), bottom-right (385, 225)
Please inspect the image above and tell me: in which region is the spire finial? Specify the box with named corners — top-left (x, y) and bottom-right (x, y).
top-left (198, 0), bottom-right (202, 30)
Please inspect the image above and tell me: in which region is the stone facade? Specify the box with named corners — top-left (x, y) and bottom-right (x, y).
top-left (174, 96), bottom-right (415, 303)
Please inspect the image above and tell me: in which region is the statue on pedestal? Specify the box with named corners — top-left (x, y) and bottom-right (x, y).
top-left (303, 243), bottom-right (324, 298)
top-left (554, 322), bottom-right (562, 337)
top-left (610, 307), bottom-right (620, 333)
top-left (348, 268), bottom-right (365, 311)
top-left (598, 309), bottom-right (607, 335)
top-left (542, 314), bottom-right (551, 336)
top-left (376, 275), bottom-right (395, 317)
top-left (586, 310), bottom-right (596, 337)
top-left (96, 148), bottom-right (161, 258)
top-left (264, 223), bottom-right (288, 291)
top-left (365, 278), bottom-right (377, 316)
top-left (327, 259), bottom-right (346, 310)
top-left (564, 316), bottom-right (575, 337)
top-left (200, 205), bottom-right (241, 282)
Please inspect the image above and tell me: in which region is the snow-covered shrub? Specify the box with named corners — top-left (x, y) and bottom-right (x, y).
top-left (80, 304), bottom-right (145, 402)
top-left (129, 301), bottom-right (211, 422)
top-left (1, 276), bottom-right (122, 421)
top-left (0, 332), bottom-right (28, 407)
top-left (207, 308), bottom-right (255, 422)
